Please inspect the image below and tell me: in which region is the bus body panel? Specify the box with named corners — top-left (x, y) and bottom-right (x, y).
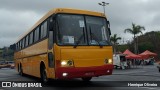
top-left (54, 45), bottom-right (113, 79)
top-left (15, 39), bottom-right (55, 78)
top-left (56, 65), bottom-right (113, 79)
top-left (60, 47), bottom-right (113, 67)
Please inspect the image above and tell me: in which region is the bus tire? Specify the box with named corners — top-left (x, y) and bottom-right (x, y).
top-left (82, 77), bottom-right (92, 82)
top-left (40, 65), bottom-right (48, 83)
top-left (159, 68), bottom-right (160, 72)
top-left (19, 64), bottom-right (24, 76)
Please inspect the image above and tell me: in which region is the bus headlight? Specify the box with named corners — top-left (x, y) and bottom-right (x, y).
top-left (61, 61), bottom-right (67, 66)
top-left (61, 60), bottom-right (74, 67)
top-left (105, 58), bottom-right (112, 64)
top-left (108, 59), bottom-right (112, 64)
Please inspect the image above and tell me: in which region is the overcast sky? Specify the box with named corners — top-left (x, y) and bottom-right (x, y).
top-left (0, 0), bottom-right (160, 48)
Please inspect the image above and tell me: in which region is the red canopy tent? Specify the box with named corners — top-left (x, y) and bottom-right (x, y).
top-left (123, 49), bottom-right (141, 59)
top-left (139, 50), bottom-right (157, 59)
top-left (123, 49), bottom-right (134, 55)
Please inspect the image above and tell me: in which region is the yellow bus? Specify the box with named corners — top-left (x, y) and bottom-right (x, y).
top-left (14, 8), bottom-right (113, 82)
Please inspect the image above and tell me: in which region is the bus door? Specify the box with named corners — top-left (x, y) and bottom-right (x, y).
top-left (47, 16), bottom-right (56, 78)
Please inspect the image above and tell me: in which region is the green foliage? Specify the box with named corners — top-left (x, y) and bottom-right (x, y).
top-left (138, 42), bottom-right (154, 53)
top-left (110, 34), bottom-right (121, 53)
top-left (0, 48), bottom-right (3, 52)
top-left (110, 34), bottom-right (121, 44)
top-left (124, 23), bottom-right (145, 36)
top-left (118, 45), bottom-right (129, 52)
top-left (1, 47), bottom-right (14, 61)
top-left (124, 23), bottom-right (145, 54)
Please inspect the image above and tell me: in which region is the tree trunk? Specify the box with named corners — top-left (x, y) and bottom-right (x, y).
top-left (134, 35), bottom-right (137, 54)
top-left (113, 43), bottom-right (116, 54)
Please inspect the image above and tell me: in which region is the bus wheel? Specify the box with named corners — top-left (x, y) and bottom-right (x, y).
top-left (41, 66), bottom-right (48, 83)
top-left (19, 65), bottom-right (23, 76)
top-left (159, 68), bottom-right (160, 72)
top-left (82, 77), bottom-right (92, 82)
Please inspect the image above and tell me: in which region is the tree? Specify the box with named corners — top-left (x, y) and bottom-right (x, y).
top-left (138, 42), bottom-right (154, 53)
top-left (110, 34), bottom-right (121, 54)
top-left (124, 23), bottom-right (145, 54)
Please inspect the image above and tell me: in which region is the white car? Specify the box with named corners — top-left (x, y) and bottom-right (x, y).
top-left (113, 54), bottom-right (128, 69)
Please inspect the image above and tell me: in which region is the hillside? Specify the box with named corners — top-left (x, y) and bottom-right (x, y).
top-left (118, 31), bottom-right (160, 59)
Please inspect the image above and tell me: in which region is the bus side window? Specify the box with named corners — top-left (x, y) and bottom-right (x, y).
top-left (25, 35), bottom-right (29, 47)
top-left (40, 21), bottom-right (47, 39)
top-left (34, 27), bottom-right (40, 42)
top-left (16, 43), bottom-right (18, 51)
top-left (19, 40), bottom-right (22, 50)
top-left (22, 38), bottom-right (24, 49)
top-left (40, 23), bottom-right (44, 39)
top-left (29, 32), bottom-right (33, 45)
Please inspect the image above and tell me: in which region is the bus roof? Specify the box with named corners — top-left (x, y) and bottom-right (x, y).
top-left (17, 8), bottom-right (106, 43)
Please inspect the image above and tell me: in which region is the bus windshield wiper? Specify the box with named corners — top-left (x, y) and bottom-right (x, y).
top-left (89, 26), bottom-right (103, 48)
top-left (74, 27), bottom-right (85, 48)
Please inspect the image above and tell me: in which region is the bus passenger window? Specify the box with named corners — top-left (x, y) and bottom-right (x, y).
top-left (29, 32), bottom-right (33, 45)
top-left (15, 43), bottom-right (17, 51)
top-left (22, 39), bottom-right (25, 48)
top-left (34, 27), bottom-right (39, 42)
top-left (19, 41), bottom-right (22, 49)
top-left (40, 21), bottom-right (47, 39)
top-left (40, 24), bottom-right (44, 39)
top-left (44, 21), bottom-right (47, 37)
top-left (25, 36), bottom-right (28, 47)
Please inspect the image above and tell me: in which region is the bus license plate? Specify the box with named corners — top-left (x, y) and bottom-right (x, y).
top-left (85, 72), bottom-right (94, 76)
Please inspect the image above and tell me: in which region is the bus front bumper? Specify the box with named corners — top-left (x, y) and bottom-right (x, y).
top-left (55, 65), bottom-right (113, 79)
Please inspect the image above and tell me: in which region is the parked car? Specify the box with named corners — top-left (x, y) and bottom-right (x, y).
top-left (0, 61), bottom-right (15, 69)
top-left (7, 61), bottom-right (15, 69)
top-left (113, 54), bottom-right (127, 69)
top-left (9, 63), bottom-right (15, 69)
top-left (144, 57), bottom-right (155, 65)
top-left (0, 61), bottom-right (6, 65)
top-left (0, 64), bottom-right (11, 69)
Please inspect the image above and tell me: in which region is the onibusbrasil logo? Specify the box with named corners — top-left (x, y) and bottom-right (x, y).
top-left (1, 82), bottom-right (42, 87)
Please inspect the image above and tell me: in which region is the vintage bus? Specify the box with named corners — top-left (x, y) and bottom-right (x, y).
top-left (14, 8), bottom-right (113, 82)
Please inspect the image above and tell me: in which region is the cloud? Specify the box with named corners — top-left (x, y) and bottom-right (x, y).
top-left (0, 9), bottom-right (42, 47)
top-left (0, 0), bottom-right (160, 47)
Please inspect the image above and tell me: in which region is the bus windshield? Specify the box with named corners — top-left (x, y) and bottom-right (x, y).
top-left (57, 14), bottom-right (110, 46)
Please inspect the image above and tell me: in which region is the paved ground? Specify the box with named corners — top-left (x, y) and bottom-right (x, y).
top-left (0, 64), bottom-right (160, 90)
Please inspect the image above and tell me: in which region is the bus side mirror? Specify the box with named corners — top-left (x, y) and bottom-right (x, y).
top-left (107, 21), bottom-right (111, 35)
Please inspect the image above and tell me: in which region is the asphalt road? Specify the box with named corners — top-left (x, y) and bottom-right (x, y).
top-left (0, 64), bottom-right (160, 90)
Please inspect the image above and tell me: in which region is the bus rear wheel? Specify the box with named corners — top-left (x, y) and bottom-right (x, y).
top-left (82, 77), bottom-right (92, 81)
top-left (41, 66), bottom-right (48, 83)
